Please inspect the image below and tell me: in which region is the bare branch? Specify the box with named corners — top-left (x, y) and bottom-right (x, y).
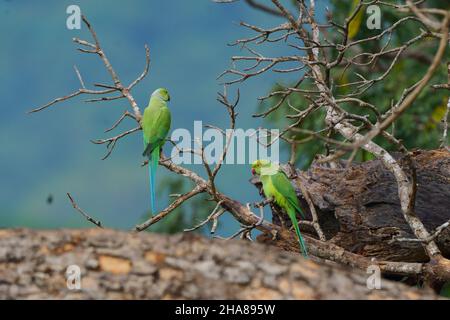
top-left (73, 65), bottom-right (86, 89)
top-left (134, 185), bottom-right (206, 232)
top-left (128, 45), bottom-right (151, 90)
top-left (28, 88), bottom-right (115, 114)
top-left (184, 201), bottom-right (226, 233)
top-left (91, 126), bottom-right (141, 160)
top-left (215, 0), bottom-right (282, 17)
top-left (104, 111), bottom-right (137, 133)
top-left (67, 193), bottom-right (103, 228)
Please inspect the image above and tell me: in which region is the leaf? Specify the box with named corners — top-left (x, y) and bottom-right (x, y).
top-left (425, 98), bottom-right (447, 130)
top-left (348, 0), bottom-right (365, 40)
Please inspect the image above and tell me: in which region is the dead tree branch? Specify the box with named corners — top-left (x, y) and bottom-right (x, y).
top-left (217, 0), bottom-right (450, 283)
top-left (67, 193), bottom-right (103, 228)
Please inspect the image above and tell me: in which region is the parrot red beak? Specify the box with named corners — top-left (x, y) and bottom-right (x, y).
top-left (251, 168), bottom-right (256, 175)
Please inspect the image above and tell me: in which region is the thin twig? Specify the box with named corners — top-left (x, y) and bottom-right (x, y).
top-left (134, 185), bottom-right (206, 232)
top-left (67, 193), bottom-right (103, 228)
top-left (184, 201), bottom-right (226, 233)
top-left (73, 65), bottom-right (86, 89)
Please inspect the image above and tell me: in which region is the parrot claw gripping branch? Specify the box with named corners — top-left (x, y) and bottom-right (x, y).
top-left (30, 0), bottom-right (450, 287)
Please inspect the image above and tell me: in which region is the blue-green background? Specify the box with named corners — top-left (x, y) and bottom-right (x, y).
top-left (0, 0), bottom-right (326, 233)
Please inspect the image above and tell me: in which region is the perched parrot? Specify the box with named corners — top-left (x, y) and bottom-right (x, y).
top-left (251, 159), bottom-right (308, 256)
top-left (141, 88), bottom-right (171, 214)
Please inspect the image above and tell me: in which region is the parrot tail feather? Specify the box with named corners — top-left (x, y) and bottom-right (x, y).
top-left (293, 222), bottom-right (308, 257)
top-left (289, 209), bottom-right (308, 257)
top-left (148, 148), bottom-right (159, 214)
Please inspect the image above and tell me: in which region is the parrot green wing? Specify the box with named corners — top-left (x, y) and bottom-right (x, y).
top-left (142, 102), bottom-right (171, 157)
top-left (265, 170), bottom-right (308, 256)
top-left (269, 170), bottom-right (305, 218)
top-left (259, 164), bottom-right (308, 256)
top-left (141, 93), bottom-right (172, 214)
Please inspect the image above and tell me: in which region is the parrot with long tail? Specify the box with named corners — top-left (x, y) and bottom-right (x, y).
top-left (141, 88), bottom-right (171, 214)
top-left (251, 159), bottom-right (308, 256)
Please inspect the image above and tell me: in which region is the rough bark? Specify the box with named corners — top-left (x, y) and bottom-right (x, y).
top-left (0, 229), bottom-right (439, 299)
top-left (253, 149), bottom-right (450, 262)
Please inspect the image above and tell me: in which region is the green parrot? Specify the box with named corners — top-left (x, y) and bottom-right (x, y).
top-left (141, 88), bottom-right (171, 214)
top-left (251, 159), bottom-right (308, 256)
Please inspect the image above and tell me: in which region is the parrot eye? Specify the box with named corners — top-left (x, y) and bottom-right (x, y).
top-left (251, 168), bottom-right (256, 175)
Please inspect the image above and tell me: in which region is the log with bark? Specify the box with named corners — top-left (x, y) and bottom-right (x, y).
top-left (253, 149), bottom-right (450, 263)
top-left (0, 229), bottom-right (440, 299)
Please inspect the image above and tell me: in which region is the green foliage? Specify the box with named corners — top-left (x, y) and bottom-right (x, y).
top-left (261, 1), bottom-right (449, 169)
top-left (328, 0), bottom-right (449, 150)
top-left (440, 281), bottom-right (450, 298)
top-left (348, 0), bottom-right (365, 40)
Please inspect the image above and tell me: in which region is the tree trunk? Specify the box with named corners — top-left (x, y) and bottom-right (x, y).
top-left (253, 149), bottom-right (450, 262)
top-left (0, 229), bottom-right (439, 299)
